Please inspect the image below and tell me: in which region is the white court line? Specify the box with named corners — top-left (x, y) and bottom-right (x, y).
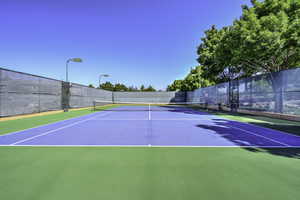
top-left (148, 104), bottom-right (151, 120)
top-left (89, 118), bottom-right (208, 121)
top-left (0, 144), bottom-right (298, 148)
top-left (232, 120), bottom-right (300, 138)
top-left (199, 114), bottom-right (300, 145)
top-left (228, 125), bottom-right (290, 146)
top-left (10, 112), bottom-right (112, 146)
top-left (90, 119), bottom-right (148, 121)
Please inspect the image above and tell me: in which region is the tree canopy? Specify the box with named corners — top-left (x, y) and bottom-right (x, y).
top-left (99, 81), bottom-right (114, 91)
top-left (194, 0), bottom-right (300, 112)
top-left (143, 85), bottom-right (156, 92)
top-left (197, 0), bottom-right (300, 83)
top-left (167, 80), bottom-right (183, 91)
top-left (166, 0), bottom-right (299, 101)
top-left (98, 81), bottom-right (156, 92)
top-left (167, 66), bottom-right (213, 91)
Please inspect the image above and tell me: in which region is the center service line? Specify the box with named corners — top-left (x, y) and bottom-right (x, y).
top-left (148, 104), bottom-right (151, 120)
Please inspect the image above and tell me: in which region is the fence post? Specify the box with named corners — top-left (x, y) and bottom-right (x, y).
top-left (229, 79), bottom-right (239, 112)
top-left (62, 82), bottom-right (70, 112)
top-left (249, 77), bottom-right (253, 108)
top-left (272, 72), bottom-right (284, 113)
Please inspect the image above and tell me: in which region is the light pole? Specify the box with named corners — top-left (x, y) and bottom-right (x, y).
top-left (64, 58), bottom-right (82, 112)
top-left (99, 74), bottom-right (110, 88)
top-left (66, 58), bottom-right (82, 82)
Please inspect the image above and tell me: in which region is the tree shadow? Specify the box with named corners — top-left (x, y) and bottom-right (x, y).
top-left (165, 105), bottom-right (300, 137)
top-left (195, 120), bottom-right (300, 159)
top-left (162, 105), bottom-right (300, 159)
top-left (249, 122), bottom-right (300, 136)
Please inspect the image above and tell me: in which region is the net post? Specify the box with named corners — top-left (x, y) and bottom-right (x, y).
top-left (112, 92), bottom-right (115, 104)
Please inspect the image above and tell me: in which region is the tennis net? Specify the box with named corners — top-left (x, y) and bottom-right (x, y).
top-left (93, 100), bottom-right (203, 111)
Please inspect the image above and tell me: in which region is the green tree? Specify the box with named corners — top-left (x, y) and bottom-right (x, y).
top-left (197, 26), bottom-right (246, 83)
top-left (140, 85), bottom-right (145, 91)
top-left (234, 0), bottom-right (300, 73)
top-left (128, 86), bottom-right (139, 91)
top-left (114, 83), bottom-right (128, 91)
top-left (232, 0), bottom-right (300, 112)
top-left (181, 66), bottom-right (213, 91)
top-left (197, 0), bottom-right (300, 82)
top-left (99, 81), bottom-right (114, 91)
top-left (167, 66), bottom-right (212, 91)
top-left (167, 80), bottom-right (183, 91)
top-left (196, 0), bottom-right (300, 112)
top-left (88, 84), bottom-right (95, 88)
top-left (144, 85), bottom-right (156, 92)
top-left (197, 25), bottom-right (227, 83)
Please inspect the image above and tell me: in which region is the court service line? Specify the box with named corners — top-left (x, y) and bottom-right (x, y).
top-left (148, 104), bottom-right (151, 120)
top-left (228, 125), bottom-right (290, 146)
top-left (89, 118), bottom-right (211, 121)
top-left (10, 112), bottom-right (112, 146)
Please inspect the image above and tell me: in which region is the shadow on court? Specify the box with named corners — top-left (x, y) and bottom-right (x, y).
top-left (196, 121), bottom-right (300, 159)
top-left (249, 122), bottom-right (300, 137)
top-left (195, 122), bottom-right (277, 147)
top-left (167, 106), bottom-right (300, 135)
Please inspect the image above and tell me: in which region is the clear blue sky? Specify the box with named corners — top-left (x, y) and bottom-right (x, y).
top-left (1, 0), bottom-right (251, 90)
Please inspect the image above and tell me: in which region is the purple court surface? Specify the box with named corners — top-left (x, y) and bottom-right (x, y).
top-left (1, 106), bottom-right (300, 147)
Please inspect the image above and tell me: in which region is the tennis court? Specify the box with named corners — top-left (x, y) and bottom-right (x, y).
top-left (1, 104), bottom-right (300, 147)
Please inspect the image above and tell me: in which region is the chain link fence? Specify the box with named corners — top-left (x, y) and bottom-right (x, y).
top-left (1, 67), bottom-right (299, 117)
top-left (187, 68), bottom-right (300, 116)
top-left (0, 68), bottom-right (185, 117)
top-left (0, 68), bottom-right (62, 116)
top-left (69, 83), bottom-right (112, 108)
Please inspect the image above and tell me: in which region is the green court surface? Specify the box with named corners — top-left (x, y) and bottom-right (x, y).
top-left (0, 147), bottom-right (299, 200)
